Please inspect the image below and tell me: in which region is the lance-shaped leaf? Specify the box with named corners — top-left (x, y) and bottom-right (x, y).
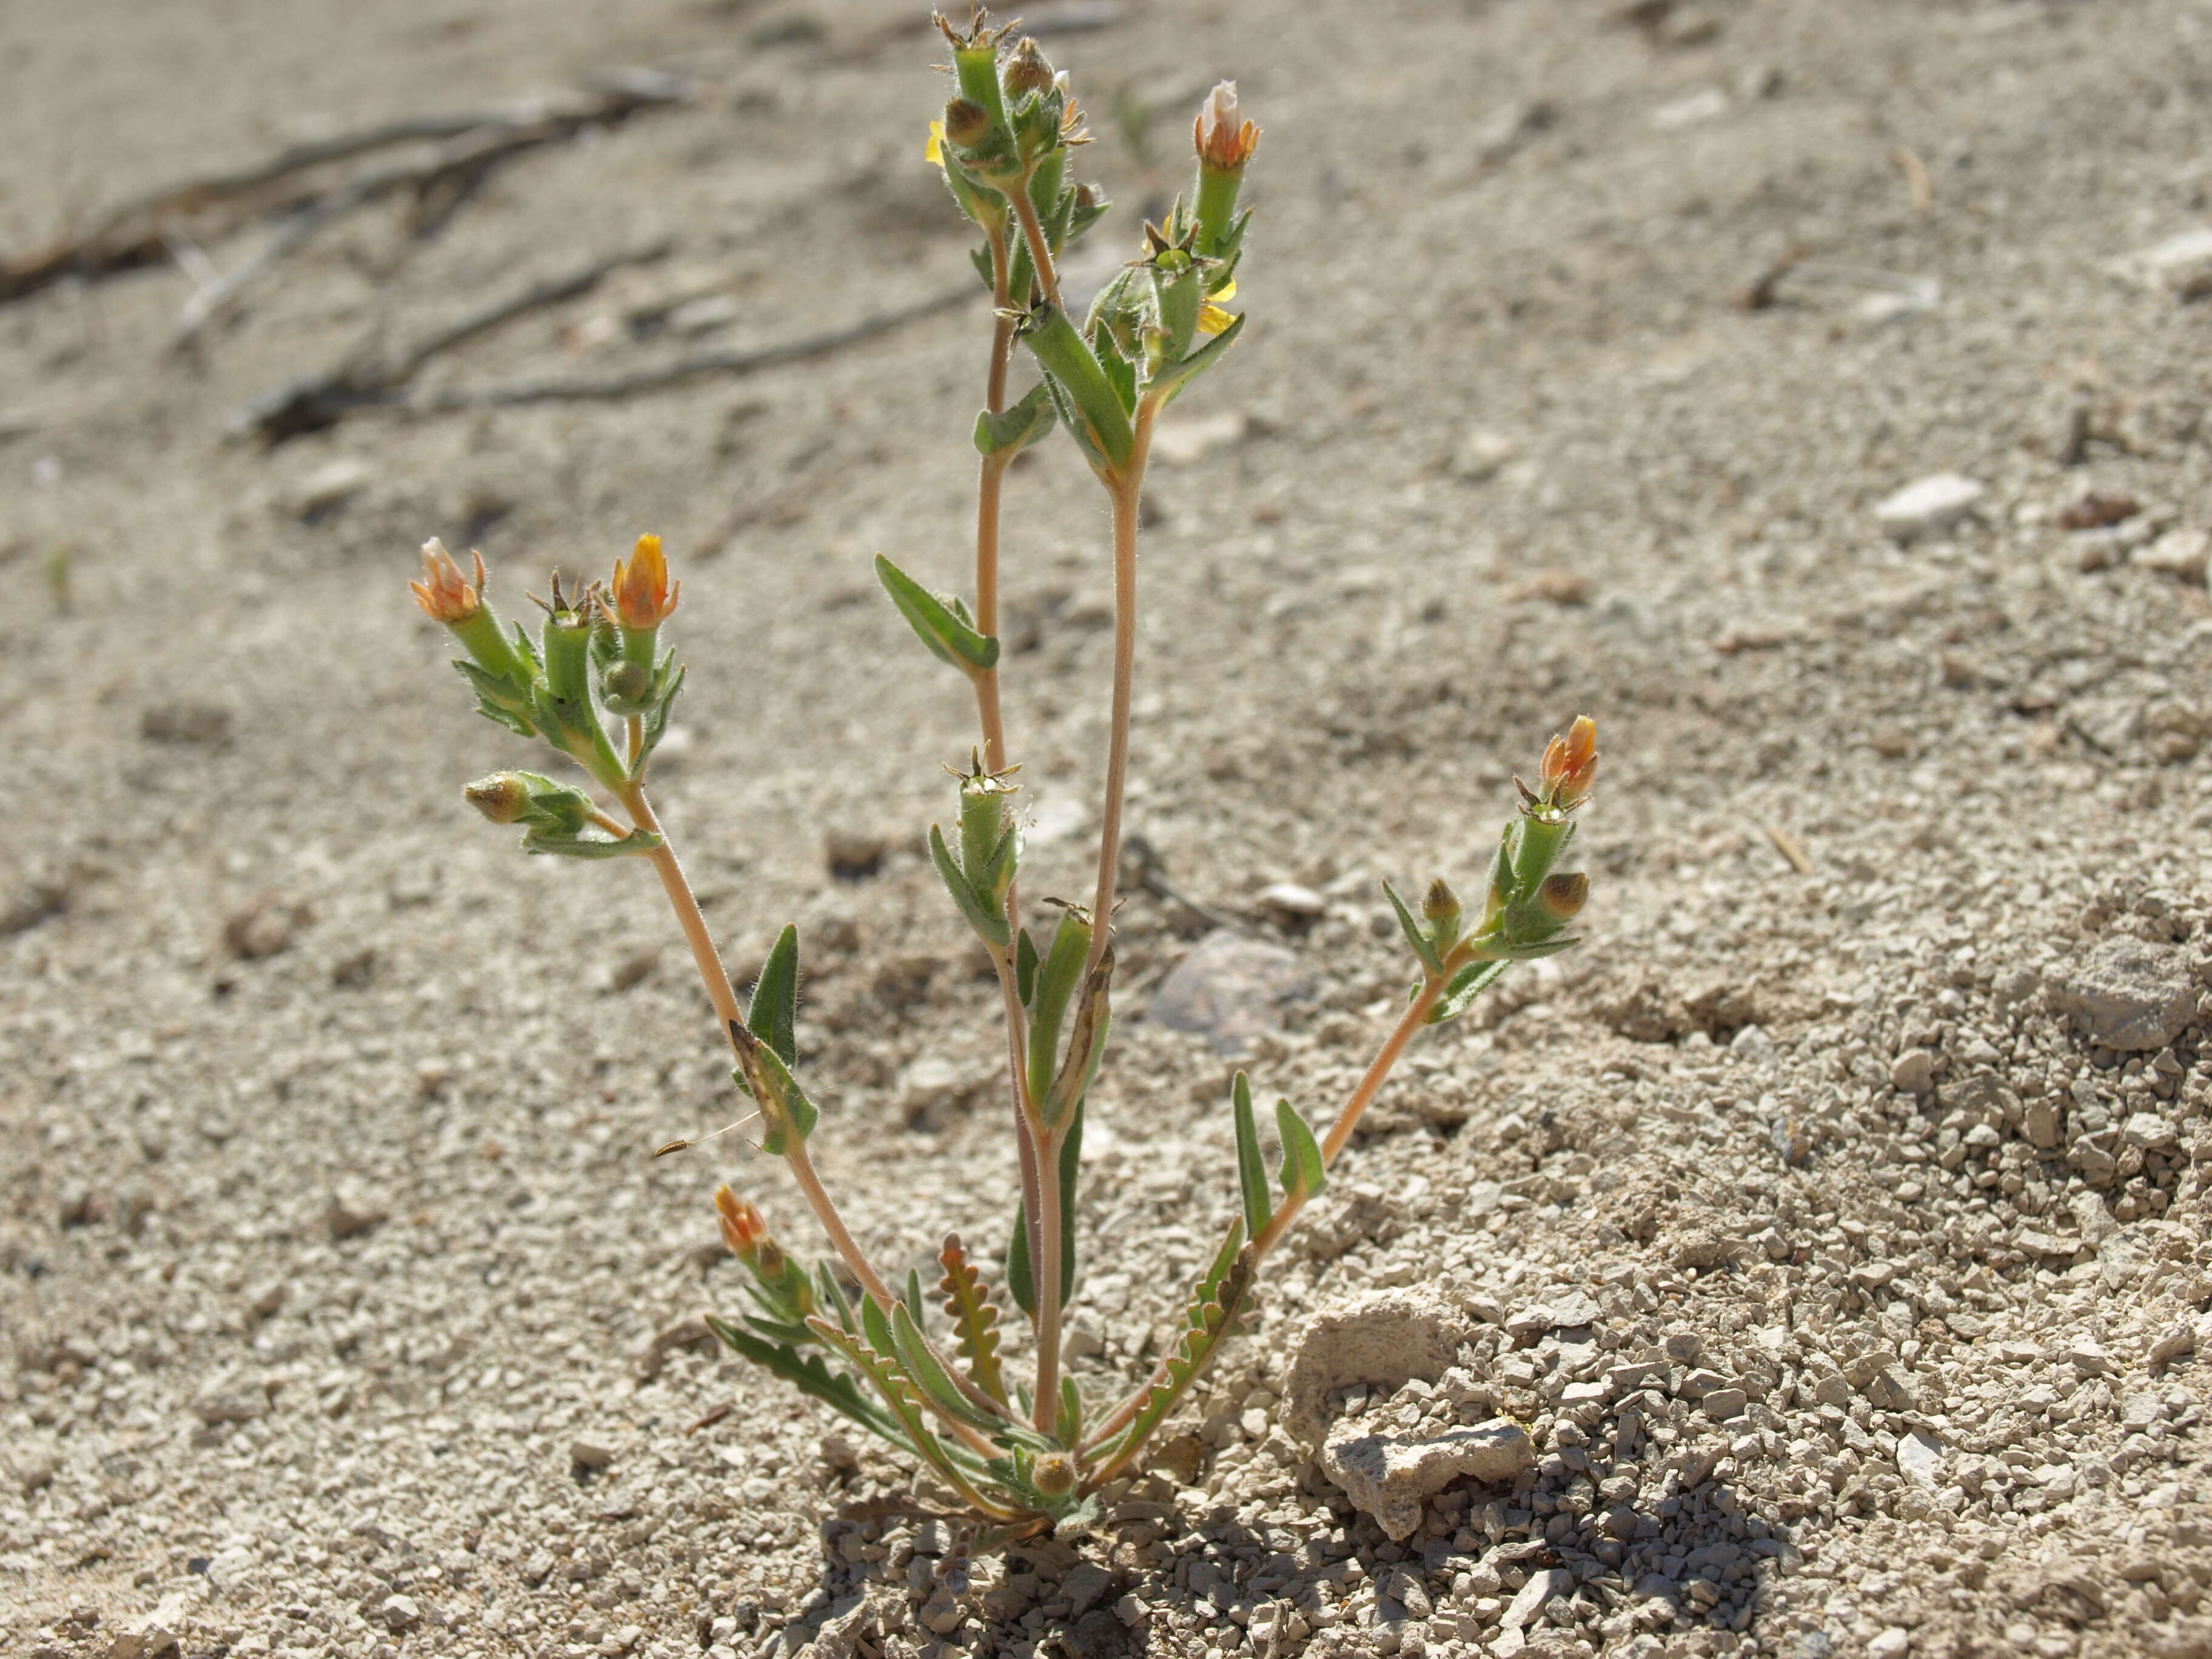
top-left (747, 924), bottom-right (800, 1067)
top-left (807, 1316), bottom-right (1021, 1522)
top-left (1055, 1376), bottom-right (1084, 1447)
top-left (1007, 1196), bottom-right (1036, 1321)
top-left (930, 824), bottom-right (1013, 948)
top-left (1015, 927), bottom-right (1041, 1008)
top-left (705, 1315), bottom-right (910, 1449)
top-left (874, 554), bottom-right (1000, 672)
top-left (1427, 957), bottom-right (1509, 1026)
top-left (888, 1299), bottom-right (1019, 1437)
top-left (1025, 910), bottom-right (1093, 1107)
top-left (732, 1022), bottom-right (817, 1156)
top-left (520, 825), bottom-right (663, 860)
top-left (973, 381), bottom-right (1057, 458)
top-left (1147, 310), bottom-right (1246, 408)
top-left (938, 1234), bottom-right (1010, 1408)
top-left (1020, 303), bottom-right (1134, 472)
top-left (1275, 1098), bottom-right (1326, 1201)
top-left (1231, 1071), bottom-right (1272, 1239)
top-left (1086, 1223), bottom-right (1256, 1481)
top-left (1381, 878), bottom-right (1445, 976)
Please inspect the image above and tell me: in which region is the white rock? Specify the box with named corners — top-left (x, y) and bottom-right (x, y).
top-left (1282, 1290), bottom-right (1476, 1442)
top-left (1652, 88), bottom-right (1730, 129)
top-left (1453, 427), bottom-right (1521, 482)
top-left (1256, 881), bottom-right (1327, 920)
top-left (1500, 1567), bottom-right (1570, 1631)
top-left (1876, 474), bottom-right (1985, 543)
top-left (1867, 1629), bottom-right (1911, 1659)
top-left (1897, 1429), bottom-right (1946, 1488)
top-left (288, 457), bottom-right (372, 518)
top-left (2139, 528), bottom-right (2210, 581)
top-left (1320, 1418), bottom-right (1535, 1541)
top-left (2111, 227), bottom-right (2212, 299)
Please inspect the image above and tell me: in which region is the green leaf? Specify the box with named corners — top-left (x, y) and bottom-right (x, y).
top-left (874, 554), bottom-right (1000, 672)
top-left (1015, 927), bottom-right (1040, 1008)
top-left (1019, 303), bottom-right (1134, 472)
top-left (735, 1035), bottom-right (817, 1156)
top-left (1086, 1221), bottom-right (1255, 1481)
top-left (520, 826), bottom-right (663, 860)
top-left (1007, 1199), bottom-right (1036, 1320)
top-left (1056, 1101), bottom-right (1083, 1305)
top-left (1275, 1098), bottom-right (1326, 1200)
top-left (704, 1315), bottom-right (910, 1449)
top-left (891, 1302), bottom-right (1010, 1435)
top-left (973, 381), bottom-right (1057, 457)
top-left (930, 825), bottom-right (1013, 948)
top-left (1025, 910), bottom-right (1093, 1106)
top-left (1042, 950), bottom-right (1112, 1131)
top-left (1148, 310), bottom-right (1246, 407)
top-left (1056, 1376), bottom-right (1083, 1446)
top-left (1381, 879), bottom-right (1444, 976)
top-left (747, 925), bottom-right (800, 1067)
top-left (807, 1316), bottom-right (1020, 1522)
top-left (1232, 1072), bottom-right (1272, 1239)
top-left (1427, 958), bottom-right (1510, 1025)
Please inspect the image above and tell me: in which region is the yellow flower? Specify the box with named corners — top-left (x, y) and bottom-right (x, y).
top-left (925, 118), bottom-right (946, 168)
top-left (1197, 301), bottom-right (1237, 337)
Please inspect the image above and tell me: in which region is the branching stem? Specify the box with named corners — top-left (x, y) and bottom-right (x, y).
top-left (1085, 398), bottom-right (1159, 975)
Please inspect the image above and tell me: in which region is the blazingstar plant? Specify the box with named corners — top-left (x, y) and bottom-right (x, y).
top-left (407, 9), bottom-right (1598, 1545)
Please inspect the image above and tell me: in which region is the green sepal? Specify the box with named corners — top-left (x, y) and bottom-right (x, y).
top-left (951, 44), bottom-right (1011, 135)
top-left (970, 243), bottom-right (997, 288)
top-left (453, 659), bottom-right (540, 737)
top-left (704, 1315), bottom-right (910, 1450)
top-left (941, 153), bottom-right (1008, 233)
top-left (637, 661), bottom-right (686, 768)
top-left (874, 554), bottom-right (999, 672)
top-left (1149, 310), bottom-right (1247, 407)
top-left (1015, 927), bottom-right (1041, 1008)
top-left (973, 381), bottom-right (1058, 457)
top-left (1382, 878), bottom-right (1445, 976)
top-left (930, 824), bottom-right (1013, 948)
top-left (1232, 1071), bottom-right (1272, 1239)
top-left (733, 1030), bottom-right (817, 1156)
top-left (1428, 958), bottom-right (1509, 1025)
top-left (1152, 259), bottom-right (1204, 369)
top-left (1067, 186), bottom-right (1110, 244)
top-left (1275, 1098), bottom-right (1325, 1200)
top-left (1510, 813), bottom-right (1575, 895)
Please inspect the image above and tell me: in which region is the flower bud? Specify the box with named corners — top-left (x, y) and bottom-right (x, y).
top-left (611, 534), bottom-right (679, 632)
top-left (716, 1185), bottom-right (769, 1264)
top-left (464, 773), bottom-right (532, 825)
top-left (1538, 871), bottom-right (1589, 920)
top-left (942, 95), bottom-right (992, 150)
top-left (603, 658), bottom-right (653, 706)
top-left (1002, 36), bottom-right (1053, 98)
top-left (1032, 1453), bottom-right (1076, 1496)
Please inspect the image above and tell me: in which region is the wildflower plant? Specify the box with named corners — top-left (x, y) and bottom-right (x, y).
top-left (409, 8), bottom-right (1598, 1546)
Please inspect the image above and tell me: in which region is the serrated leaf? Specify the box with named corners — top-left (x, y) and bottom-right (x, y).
top-left (747, 925), bottom-right (800, 1067)
top-left (1381, 877), bottom-right (1444, 976)
top-left (705, 1315), bottom-right (910, 1449)
top-left (807, 1316), bottom-right (1021, 1522)
top-left (1231, 1071), bottom-right (1272, 1239)
top-left (874, 554), bottom-right (1000, 672)
top-left (1085, 1222), bottom-right (1255, 1481)
top-left (1275, 1098), bottom-right (1326, 1201)
top-left (1427, 957), bottom-right (1510, 1025)
top-left (973, 382), bottom-right (1057, 458)
top-left (930, 825), bottom-right (1013, 948)
top-left (938, 1234), bottom-right (1010, 1408)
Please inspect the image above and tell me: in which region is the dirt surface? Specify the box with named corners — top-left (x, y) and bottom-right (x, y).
top-left (8, 2), bottom-right (2212, 1657)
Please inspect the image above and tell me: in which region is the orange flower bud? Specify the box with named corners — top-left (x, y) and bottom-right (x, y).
top-left (610, 534), bottom-right (679, 631)
top-left (714, 1184), bottom-right (769, 1262)
top-left (411, 537), bottom-right (484, 625)
top-left (1195, 80), bottom-right (1259, 172)
top-left (1538, 871), bottom-right (1589, 920)
top-left (1537, 715), bottom-right (1598, 809)
top-left (1002, 36), bottom-right (1053, 98)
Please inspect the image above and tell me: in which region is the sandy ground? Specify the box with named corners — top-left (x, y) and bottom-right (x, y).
top-left (7, 1), bottom-right (2212, 1657)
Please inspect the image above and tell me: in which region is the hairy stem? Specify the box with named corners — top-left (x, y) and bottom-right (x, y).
top-left (1085, 400), bottom-right (1159, 974)
top-left (1010, 186), bottom-right (1061, 309)
top-left (620, 784), bottom-right (894, 1311)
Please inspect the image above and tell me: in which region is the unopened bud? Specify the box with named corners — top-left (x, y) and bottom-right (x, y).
top-left (1032, 1453), bottom-right (1077, 1496)
top-left (1422, 877), bottom-right (1461, 927)
top-left (1538, 871), bottom-right (1589, 920)
top-left (603, 659), bottom-right (652, 706)
top-left (1002, 36), bottom-right (1053, 98)
top-left (610, 534), bottom-right (679, 632)
top-left (942, 95), bottom-right (991, 149)
top-left (464, 773), bottom-right (532, 824)
top-left (715, 1185), bottom-right (770, 1263)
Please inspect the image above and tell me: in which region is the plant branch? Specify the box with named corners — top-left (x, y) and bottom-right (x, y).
top-left (1084, 399), bottom-right (1159, 975)
top-left (618, 783), bottom-right (894, 1312)
top-left (1010, 186), bottom-right (1061, 310)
